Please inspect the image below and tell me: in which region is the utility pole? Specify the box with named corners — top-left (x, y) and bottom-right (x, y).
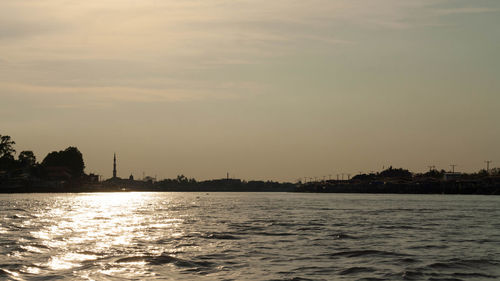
top-left (450, 164), bottom-right (457, 173)
top-left (329, 174), bottom-right (332, 181)
top-left (485, 160), bottom-right (492, 173)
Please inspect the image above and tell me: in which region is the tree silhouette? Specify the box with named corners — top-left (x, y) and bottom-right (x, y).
top-left (42, 147), bottom-right (85, 177)
top-left (379, 166), bottom-right (412, 179)
top-left (0, 135), bottom-right (16, 159)
top-left (176, 174), bottom-right (188, 183)
top-left (19, 151), bottom-right (36, 167)
top-left (422, 169), bottom-right (444, 179)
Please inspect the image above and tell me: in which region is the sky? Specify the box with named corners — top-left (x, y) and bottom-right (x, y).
top-left (1, 0), bottom-right (499, 181)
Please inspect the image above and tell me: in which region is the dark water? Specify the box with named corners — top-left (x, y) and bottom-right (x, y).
top-left (0, 192), bottom-right (499, 280)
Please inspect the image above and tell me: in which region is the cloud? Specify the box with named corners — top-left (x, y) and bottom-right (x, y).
top-left (0, 82), bottom-right (185, 104)
top-left (0, 81), bottom-right (264, 109)
top-left (0, 1), bottom-right (69, 40)
top-left (435, 7), bottom-right (499, 15)
top-left (1, 0), bottom-right (498, 106)
top-left (0, 19), bottom-right (58, 40)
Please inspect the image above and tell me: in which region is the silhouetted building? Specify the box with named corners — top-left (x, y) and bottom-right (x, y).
top-left (88, 173), bottom-right (99, 183)
top-left (443, 172), bottom-right (462, 181)
top-left (113, 153), bottom-right (117, 178)
top-left (129, 174), bottom-right (134, 180)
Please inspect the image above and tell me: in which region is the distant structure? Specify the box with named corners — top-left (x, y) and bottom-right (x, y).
top-left (129, 174), bottom-right (134, 180)
top-left (485, 160), bottom-right (492, 174)
top-left (450, 164), bottom-right (457, 173)
top-left (113, 153), bottom-right (117, 178)
top-left (443, 172), bottom-right (462, 181)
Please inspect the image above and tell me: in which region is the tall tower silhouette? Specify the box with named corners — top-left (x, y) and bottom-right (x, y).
top-left (113, 153), bottom-right (117, 178)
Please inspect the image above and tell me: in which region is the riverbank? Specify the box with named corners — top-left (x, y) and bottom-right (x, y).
top-left (1, 178), bottom-right (500, 194)
top-left (296, 178), bottom-right (500, 195)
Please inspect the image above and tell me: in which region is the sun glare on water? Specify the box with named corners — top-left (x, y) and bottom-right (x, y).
top-left (25, 192), bottom-right (180, 277)
top-left (80, 192), bottom-right (151, 206)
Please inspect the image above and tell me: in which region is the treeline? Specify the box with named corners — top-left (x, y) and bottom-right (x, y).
top-left (102, 174), bottom-right (295, 192)
top-left (349, 166), bottom-right (499, 182)
top-left (297, 166), bottom-right (500, 195)
top-left (154, 177), bottom-right (295, 192)
top-left (0, 134), bottom-right (87, 191)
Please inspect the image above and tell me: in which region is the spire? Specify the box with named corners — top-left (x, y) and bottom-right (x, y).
top-left (113, 153), bottom-right (117, 178)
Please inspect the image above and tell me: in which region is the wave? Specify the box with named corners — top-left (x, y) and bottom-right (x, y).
top-left (115, 253), bottom-right (215, 269)
top-left (325, 249), bottom-right (408, 258)
top-left (339, 266), bottom-right (376, 275)
top-left (452, 272), bottom-right (497, 279)
top-left (401, 270), bottom-right (425, 279)
top-left (296, 226), bottom-right (324, 231)
top-left (427, 258), bottom-right (499, 269)
top-left (328, 233), bottom-right (355, 239)
top-left (408, 244), bottom-right (448, 250)
top-left (253, 232), bottom-right (296, 236)
top-left (428, 277), bottom-right (464, 281)
top-left (202, 233), bottom-right (240, 240)
top-left (268, 277), bottom-right (314, 281)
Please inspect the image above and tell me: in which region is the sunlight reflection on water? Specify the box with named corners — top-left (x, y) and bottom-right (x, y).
top-left (28, 192), bottom-right (179, 278)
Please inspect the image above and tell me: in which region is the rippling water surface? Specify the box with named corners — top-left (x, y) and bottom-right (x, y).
top-left (1, 192), bottom-right (499, 280)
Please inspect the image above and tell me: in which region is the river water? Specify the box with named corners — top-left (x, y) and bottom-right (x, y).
top-left (0, 192), bottom-right (499, 280)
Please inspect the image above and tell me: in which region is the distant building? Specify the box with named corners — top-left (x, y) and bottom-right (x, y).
top-left (88, 173), bottom-right (99, 183)
top-left (81, 173), bottom-right (99, 184)
top-left (443, 172), bottom-right (462, 181)
top-left (129, 174), bottom-right (134, 180)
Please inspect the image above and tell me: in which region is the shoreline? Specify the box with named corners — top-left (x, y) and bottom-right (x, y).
top-left (1, 183), bottom-right (499, 195)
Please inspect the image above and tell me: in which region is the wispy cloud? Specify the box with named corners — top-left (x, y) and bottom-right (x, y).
top-left (0, 81), bottom-right (264, 109)
top-left (0, 82), bottom-right (187, 104)
top-left (435, 7), bottom-right (499, 15)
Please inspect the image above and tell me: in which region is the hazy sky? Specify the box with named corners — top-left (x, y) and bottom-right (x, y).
top-left (1, 0), bottom-right (499, 181)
